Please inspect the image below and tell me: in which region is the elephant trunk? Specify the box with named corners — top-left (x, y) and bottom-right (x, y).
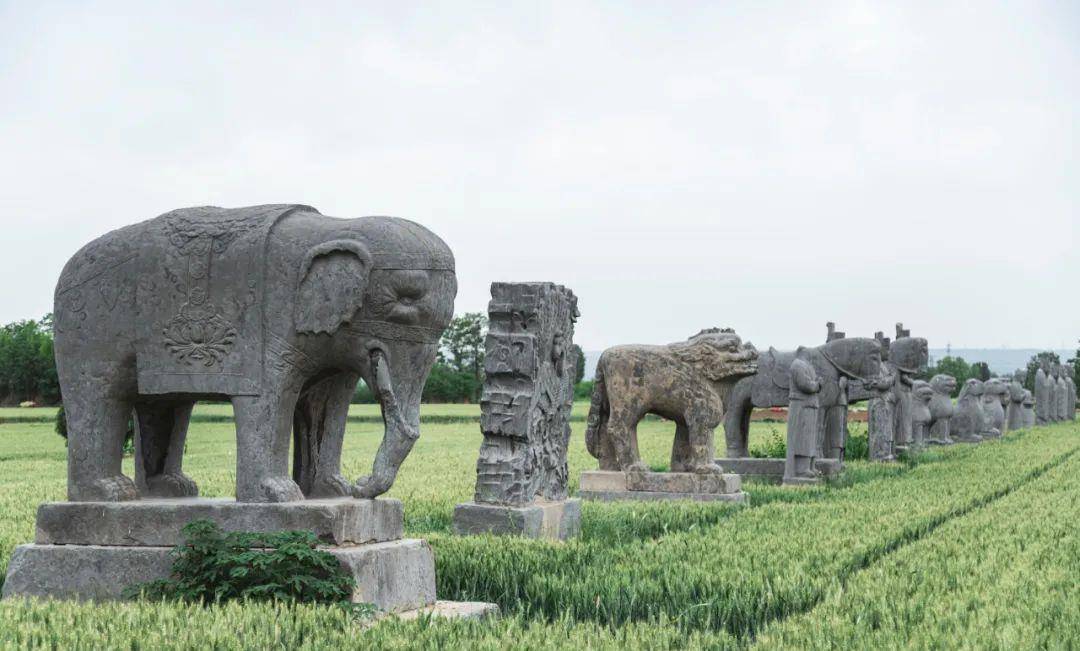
top-left (352, 347), bottom-right (423, 498)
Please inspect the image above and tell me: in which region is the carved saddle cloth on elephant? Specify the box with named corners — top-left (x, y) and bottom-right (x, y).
top-left (133, 204), bottom-right (315, 396)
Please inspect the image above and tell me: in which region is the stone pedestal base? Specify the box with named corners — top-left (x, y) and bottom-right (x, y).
top-left (3, 497), bottom-right (495, 617)
top-left (951, 434), bottom-right (983, 443)
top-left (926, 438), bottom-right (954, 446)
top-left (452, 499), bottom-right (580, 540)
top-left (781, 476), bottom-right (821, 486)
top-left (715, 458), bottom-right (842, 484)
top-left (576, 471), bottom-right (748, 503)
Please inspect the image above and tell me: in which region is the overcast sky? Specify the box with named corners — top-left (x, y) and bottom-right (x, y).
top-left (2, 1), bottom-right (1077, 351)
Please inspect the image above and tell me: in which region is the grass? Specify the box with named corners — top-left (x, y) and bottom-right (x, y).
top-left (0, 403), bottom-right (1077, 649)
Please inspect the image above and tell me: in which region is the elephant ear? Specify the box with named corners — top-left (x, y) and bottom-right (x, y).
top-left (294, 239), bottom-right (372, 335)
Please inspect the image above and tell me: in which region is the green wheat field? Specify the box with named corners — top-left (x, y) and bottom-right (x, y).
top-left (0, 404), bottom-right (1077, 649)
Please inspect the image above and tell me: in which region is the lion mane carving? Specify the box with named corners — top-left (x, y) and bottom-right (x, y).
top-left (585, 328), bottom-right (758, 474)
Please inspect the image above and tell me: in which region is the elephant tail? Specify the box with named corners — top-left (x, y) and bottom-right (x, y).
top-left (585, 363), bottom-right (609, 459)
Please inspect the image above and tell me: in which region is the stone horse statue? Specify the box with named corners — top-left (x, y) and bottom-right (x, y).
top-left (723, 336), bottom-right (885, 460)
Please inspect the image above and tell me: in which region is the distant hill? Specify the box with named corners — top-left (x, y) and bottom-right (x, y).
top-left (582, 348), bottom-right (1075, 380)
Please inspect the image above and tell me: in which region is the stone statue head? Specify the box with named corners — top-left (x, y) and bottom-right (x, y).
top-left (959, 378), bottom-right (984, 399)
top-left (930, 374), bottom-right (957, 396)
top-left (888, 336), bottom-right (929, 375)
top-left (982, 378), bottom-right (1007, 402)
top-left (1008, 379), bottom-right (1026, 403)
top-left (1051, 363), bottom-right (1061, 379)
top-left (912, 380), bottom-right (934, 403)
top-left (1023, 389), bottom-right (1035, 406)
top-left (1065, 365), bottom-right (1075, 382)
top-left (1040, 358), bottom-right (1052, 374)
top-left (671, 327), bottom-right (758, 382)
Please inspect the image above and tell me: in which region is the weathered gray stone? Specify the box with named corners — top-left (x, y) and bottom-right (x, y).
top-left (951, 379), bottom-right (986, 443)
top-left (35, 497), bottom-right (403, 547)
top-left (866, 342), bottom-right (898, 461)
top-left (725, 331), bottom-right (885, 462)
top-left (1022, 389), bottom-right (1037, 428)
top-left (886, 324), bottom-right (930, 449)
top-left (452, 282), bottom-right (580, 541)
top-left (1053, 363), bottom-right (1069, 422)
top-left (53, 206), bottom-right (457, 504)
top-left (2, 539), bottom-right (437, 612)
top-left (452, 499), bottom-right (581, 540)
top-left (980, 378), bottom-right (1006, 438)
top-left (1064, 366), bottom-right (1077, 421)
top-left (713, 457), bottom-right (842, 483)
top-left (585, 328), bottom-right (757, 474)
top-left (1035, 361), bottom-right (1052, 425)
top-left (910, 380), bottom-right (933, 449)
top-left (1004, 371), bottom-right (1026, 433)
top-left (927, 374), bottom-right (957, 445)
top-left (784, 353), bottom-right (821, 483)
top-left (577, 470), bottom-right (747, 502)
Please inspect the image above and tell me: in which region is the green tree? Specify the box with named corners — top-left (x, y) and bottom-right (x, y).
top-left (922, 356), bottom-right (972, 396)
top-left (439, 313), bottom-right (487, 401)
top-left (572, 344), bottom-right (586, 385)
top-left (971, 362), bottom-right (991, 382)
top-left (1023, 351), bottom-right (1061, 392)
top-left (0, 315), bottom-right (60, 405)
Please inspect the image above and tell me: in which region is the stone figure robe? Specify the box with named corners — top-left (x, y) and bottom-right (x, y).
top-left (1054, 375), bottom-right (1068, 422)
top-left (867, 372), bottom-right (897, 462)
top-left (1022, 391), bottom-right (1036, 428)
top-left (1035, 368), bottom-right (1050, 425)
top-left (785, 357), bottom-right (821, 480)
top-left (1004, 381), bottom-right (1026, 432)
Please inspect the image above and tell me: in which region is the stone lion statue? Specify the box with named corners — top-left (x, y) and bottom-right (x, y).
top-left (585, 328), bottom-right (758, 474)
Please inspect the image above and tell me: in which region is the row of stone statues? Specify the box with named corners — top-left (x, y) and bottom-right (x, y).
top-left (1035, 361), bottom-right (1077, 425)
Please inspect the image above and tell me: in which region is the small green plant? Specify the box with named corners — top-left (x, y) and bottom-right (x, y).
top-left (749, 425), bottom-right (786, 458)
top-left (126, 520), bottom-right (356, 605)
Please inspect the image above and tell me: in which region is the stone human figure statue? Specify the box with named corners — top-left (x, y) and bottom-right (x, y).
top-left (1004, 371), bottom-right (1027, 433)
top-left (1053, 364), bottom-right (1068, 422)
top-left (784, 352), bottom-right (821, 483)
top-left (927, 374), bottom-right (957, 445)
top-left (951, 379), bottom-right (986, 443)
top-left (979, 379), bottom-right (1006, 438)
top-left (1022, 390), bottom-right (1036, 428)
top-left (909, 380), bottom-right (934, 449)
top-left (1064, 366), bottom-right (1077, 421)
top-left (866, 367), bottom-right (898, 461)
top-left (1035, 360), bottom-right (1051, 425)
top-left (887, 324), bottom-right (928, 453)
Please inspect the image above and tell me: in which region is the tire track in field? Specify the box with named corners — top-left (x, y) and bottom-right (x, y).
top-left (742, 437), bottom-right (1080, 646)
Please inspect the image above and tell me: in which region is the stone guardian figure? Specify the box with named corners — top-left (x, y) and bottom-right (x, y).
top-left (1022, 390), bottom-right (1036, 428)
top-left (927, 374), bottom-right (957, 445)
top-left (910, 380), bottom-right (934, 449)
top-left (979, 378), bottom-right (1006, 438)
top-left (783, 351), bottom-right (821, 484)
top-left (1004, 371), bottom-right (1026, 433)
top-left (867, 367), bottom-right (898, 461)
top-left (1053, 363), bottom-right (1068, 422)
top-left (1064, 365), bottom-right (1077, 421)
top-left (951, 379), bottom-right (986, 443)
top-left (1035, 360), bottom-right (1051, 425)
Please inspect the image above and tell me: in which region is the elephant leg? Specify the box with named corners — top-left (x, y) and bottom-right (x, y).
top-left (233, 374), bottom-right (305, 503)
top-left (596, 417), bottom-right (621, 471)
top-left (65, 374), bottom-right (137, 502)
top-left (293, 372), bottom-right (357, 498)
top-left (134, 400), bottom-right (198, 498)
top-left (670, 419), bottom-right (691, 472)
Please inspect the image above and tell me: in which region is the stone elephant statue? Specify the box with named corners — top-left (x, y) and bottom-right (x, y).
top-left (723, 337), bottom-right (885, 459)
top-left (585, 328), bottom-right (758, 474)
top-left (53, 204), bottom-right (456, 503)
